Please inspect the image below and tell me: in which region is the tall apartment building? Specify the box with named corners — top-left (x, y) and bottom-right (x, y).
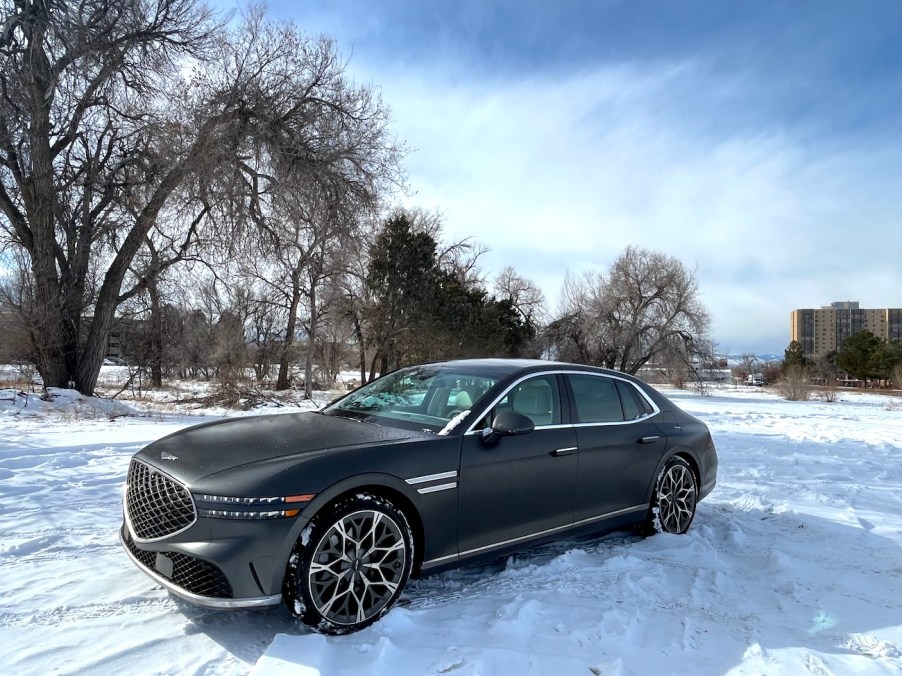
top-left (790, 302), bottom-right (902, 360)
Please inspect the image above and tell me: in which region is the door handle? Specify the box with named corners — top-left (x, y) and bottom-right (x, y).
top-left (551, 446), bottom-right (577, 457)
top-left (638, 436), bottom-right (661, 444)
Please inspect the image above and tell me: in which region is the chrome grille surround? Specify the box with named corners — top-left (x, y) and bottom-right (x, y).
top-left (125, 459), bottom-right (196, 542)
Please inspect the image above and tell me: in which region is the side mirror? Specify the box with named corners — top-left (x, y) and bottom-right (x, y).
top-left (481, 410), bottom-right (535, 443)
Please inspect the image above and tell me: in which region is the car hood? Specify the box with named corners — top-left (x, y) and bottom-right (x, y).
top-left (134, 411), bottom-right (429, 485)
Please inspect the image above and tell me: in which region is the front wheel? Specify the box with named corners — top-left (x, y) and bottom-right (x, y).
top-left (283, 493), bottom-right (413, 634)
top-left (642, 455), bottom-right (698, 535)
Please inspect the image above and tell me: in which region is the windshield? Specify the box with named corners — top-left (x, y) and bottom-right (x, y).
top-left (321, 365), bottom-right (498, 434)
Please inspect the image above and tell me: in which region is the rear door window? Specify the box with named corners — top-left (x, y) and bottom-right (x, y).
top-left (567, 374), bottom-right (624, 423)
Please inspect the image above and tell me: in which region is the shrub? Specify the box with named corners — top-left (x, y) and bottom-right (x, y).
top-left (778, 364), bottom-right (812, 401)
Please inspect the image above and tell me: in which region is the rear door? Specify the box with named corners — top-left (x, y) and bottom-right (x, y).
top-left (565, 373), bottom-right (665, 522)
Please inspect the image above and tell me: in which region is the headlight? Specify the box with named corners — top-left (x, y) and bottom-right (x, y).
top-left (195, 493), bottom-right (315, 520)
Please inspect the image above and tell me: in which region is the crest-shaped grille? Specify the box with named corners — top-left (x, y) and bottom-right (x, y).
top-left (126, 459), bottom-right (196, 540)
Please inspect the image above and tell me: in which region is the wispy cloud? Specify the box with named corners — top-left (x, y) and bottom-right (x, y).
top-left (377, 62), bottom-right (902, 352)
top-left (260, 0), bottom-right (902, 353)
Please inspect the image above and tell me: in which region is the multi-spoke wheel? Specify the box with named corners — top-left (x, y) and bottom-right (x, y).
top-left (284, 493), bottom-right (413, 634)
top-left (642, 456), bottom-right (698, 535)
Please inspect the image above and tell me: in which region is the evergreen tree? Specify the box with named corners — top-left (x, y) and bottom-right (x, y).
top-left (782, 340), bottom-right (810, 373)
top-left (875, 340), bottom-right (902, 380)
top-left (835, 331), bottom-right (883, 381)
top-left (366, 213), bottom-right (440, 376)
top-left (364, 212), bottom-right (537, 377)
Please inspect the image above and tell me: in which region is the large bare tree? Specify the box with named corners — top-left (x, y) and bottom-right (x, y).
top-left (548, 246), bottom-right (710, 375)
top-left (0, 1), bottom-right (402, 394)
top-left (0, 0), bottom-right (219, 392)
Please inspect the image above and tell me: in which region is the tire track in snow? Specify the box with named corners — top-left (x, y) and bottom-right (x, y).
top-left (0, 596), bottom-right (173, 628)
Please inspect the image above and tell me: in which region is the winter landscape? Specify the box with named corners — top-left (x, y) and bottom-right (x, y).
top-left (1, 373), bottom-right (900, 675)
top-left (3, 2), bottom-right (901, 674)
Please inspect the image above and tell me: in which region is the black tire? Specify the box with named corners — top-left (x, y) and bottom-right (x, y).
top-left (283, 493), bottom-right (414, 635)
top-left (641, 455), bottom-right (698, 535)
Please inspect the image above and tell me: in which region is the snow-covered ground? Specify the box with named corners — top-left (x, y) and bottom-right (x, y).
top-left (1, 383), bottom-right (900, 675)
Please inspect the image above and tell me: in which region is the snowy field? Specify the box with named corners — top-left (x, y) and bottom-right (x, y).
top-left (1, 382), bottom-right (901, 675)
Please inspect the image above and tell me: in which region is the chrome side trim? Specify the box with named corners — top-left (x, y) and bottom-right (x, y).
top-left (406, 470), bottom-right (458, 485)
top-left (420, 503), bottom-right (648, 569)
top-left (572, 420), bottom-right (650, 429)
top-left (118, 531), bottom-right (281, 609)
top-left (416, 482), bottom-right (457, 495)
top-left (421, 551), bottom-right (459, 566)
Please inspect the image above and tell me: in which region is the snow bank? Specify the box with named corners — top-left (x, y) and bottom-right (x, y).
top-left (1, 386), bottom-right (135, 419)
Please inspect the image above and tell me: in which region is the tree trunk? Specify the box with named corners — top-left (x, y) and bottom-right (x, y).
top-left (352, 315), bottom-right (367, 384)
top-left (386, 337), bottom-right (398, 373)
top-left (27, 33), bottom-right (71, 389)
top-left (276, 271), bottom-right (303, 390)
top-left (148, 277), bottom-right (164, 388)
top-left (368, 350), bottom-right (381, 383)
top-left (304, 285), bottom-right (318, 400)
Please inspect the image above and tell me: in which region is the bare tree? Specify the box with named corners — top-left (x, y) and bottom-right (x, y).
top-left (438, 239), bottom-right (488, 289)
top-left (0, 2), bottom-right (403, 394)
top-left (243, 284), bottom-right (287, 384)
top-left (734, 353), bottom-right (760, 382)
top-left (0, 247), bottom-right (36, 364)
top-left (547, 246), bottom-right (710, 375)
top-left (0, 0), bottom-right (219, 392)
top-left (246, 185), bottom-right (374, 395)
top-left (333, 221), bottom-right (378, 383)
top-left (310, 277), bottom-right (356, 388)
top-left (115, 206), bottom-right (212, 387)
top-left (493, 266), bottom-right (547, 327)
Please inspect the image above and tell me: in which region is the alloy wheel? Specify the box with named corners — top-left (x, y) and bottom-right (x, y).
top-left (657, 463), bottom-right (697, 533)
top-left (307, 509), bottom-right (407, 626)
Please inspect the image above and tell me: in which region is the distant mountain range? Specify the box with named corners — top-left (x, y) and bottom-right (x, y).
top-left (722, 354), bottom-right (783, 365)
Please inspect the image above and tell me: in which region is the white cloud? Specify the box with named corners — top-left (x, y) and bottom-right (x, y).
top-left (360, 59), bottom-right (902, 353)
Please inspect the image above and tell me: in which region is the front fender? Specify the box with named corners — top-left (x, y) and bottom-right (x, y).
top-left (257, 467), bottom-right (461, 596)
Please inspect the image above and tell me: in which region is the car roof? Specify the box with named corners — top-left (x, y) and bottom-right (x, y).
top-left (420, 358), bottom-right (629, 380)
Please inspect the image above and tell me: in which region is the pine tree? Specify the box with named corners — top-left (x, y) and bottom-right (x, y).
top-left (835, 331), bottom-right (883, 381)
top-left (782, 340), bottom-right (810, 373)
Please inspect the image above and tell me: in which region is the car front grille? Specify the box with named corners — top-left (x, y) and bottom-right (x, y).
top-left (122, 527), bottom-right (234, 599)
top-left (126, 459), bottom-right (196, 540)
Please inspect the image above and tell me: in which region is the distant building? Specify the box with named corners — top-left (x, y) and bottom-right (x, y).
top-left (790, 302), bottom-right (902, 360)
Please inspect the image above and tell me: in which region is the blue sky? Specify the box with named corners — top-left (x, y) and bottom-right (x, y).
top-left (231, 0), bottom-right (902, 354)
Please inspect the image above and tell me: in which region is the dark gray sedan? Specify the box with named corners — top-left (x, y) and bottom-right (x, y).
top-left (121, 359), bottom-right (717, 634)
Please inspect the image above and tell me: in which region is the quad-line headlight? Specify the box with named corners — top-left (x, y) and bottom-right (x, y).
top-left (194, 493), bottom-right (315, 520)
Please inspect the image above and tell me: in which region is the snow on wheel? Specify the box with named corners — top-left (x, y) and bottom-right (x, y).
top-left (644, 455), bottom-right (698, 535)
top-left (283, 493), bottom-right (414, 635)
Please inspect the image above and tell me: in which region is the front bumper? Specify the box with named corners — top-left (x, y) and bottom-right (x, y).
top-left (119, 486), bottom-right (311, 608)
top-left (120, 524), bottom-right (283, 608)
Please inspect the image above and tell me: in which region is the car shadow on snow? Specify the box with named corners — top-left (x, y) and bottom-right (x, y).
top-left (179, 503), bottom-right (901, 671)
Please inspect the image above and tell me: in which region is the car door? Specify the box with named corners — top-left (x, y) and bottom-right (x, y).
top-left (457, 374), bottom-right (578, 555)
top-left (565, 373), bottom-right (665, 523)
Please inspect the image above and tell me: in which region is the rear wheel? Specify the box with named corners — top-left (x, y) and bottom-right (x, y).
top-left (642, 455), bottom-right (698, 535)
top-left (284, 493), bottom-right (413, 634)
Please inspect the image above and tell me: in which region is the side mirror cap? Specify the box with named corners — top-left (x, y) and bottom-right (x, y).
top-left (481, 410), bottom-right (535, 443)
